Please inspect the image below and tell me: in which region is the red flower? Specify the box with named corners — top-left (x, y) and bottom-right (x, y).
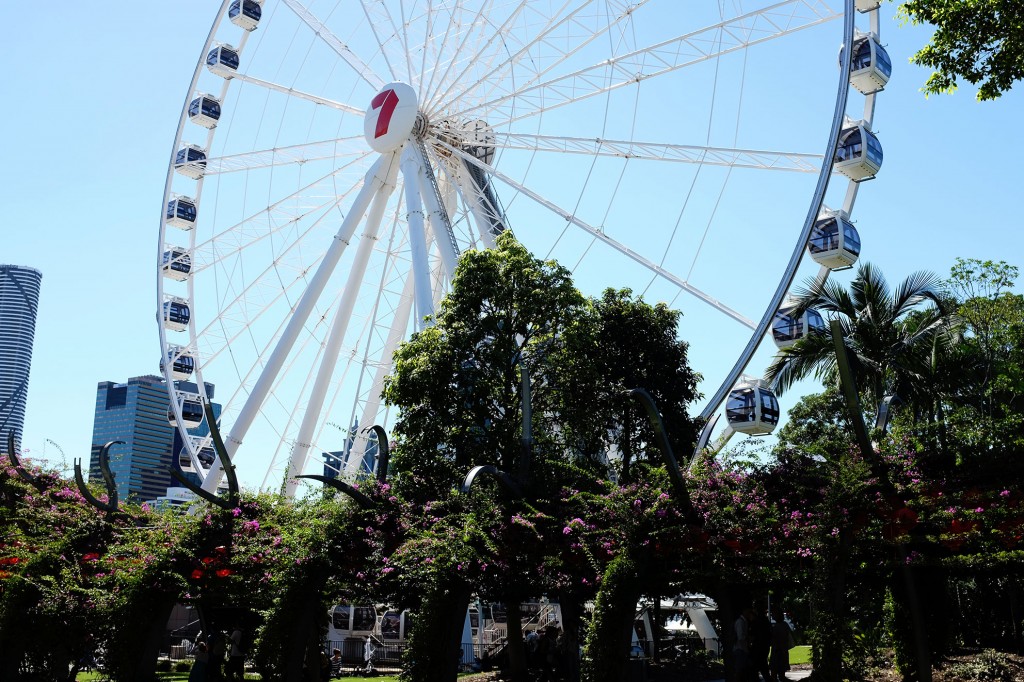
top-left (215, 568), bottom-right (233, 578)
top-left (201, 556), bottom-right (216, 565)
top-left (191, 569), bottom-right (205, 580)
top-left (0, 557), bottom-right (20, 566)
top-left (214, 545), bottom-right (228, 555)
top-left (0, 570), bottom-right (10, 579)
top-left (82, 553), bottom-right (100, 562)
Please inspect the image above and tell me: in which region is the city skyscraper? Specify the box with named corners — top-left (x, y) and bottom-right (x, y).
top-left (90, 375), bottom-right (217, 503)
top-left (0, 265), bottom-right (42, 452)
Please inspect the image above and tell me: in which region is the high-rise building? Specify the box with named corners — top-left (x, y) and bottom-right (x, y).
top-left (90, 375), bottom-right (217, 503)
top-left (0, 265), bottom-right (42, 452)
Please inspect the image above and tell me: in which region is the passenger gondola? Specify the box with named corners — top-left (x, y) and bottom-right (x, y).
top-left (163, 298), bottom-right (191, 332)
top-left (166, 196), bottom-right (197, 229)
top-left (725, 377), bottom-right (780, 436)
top-left (772, 302), bottom-right (826, 349)
top-left (174, 144), bottom-right (207, 180)
top-left (206, 44), bottom-right (240, 78)
top-left (169, 393), bottom-right (204, 429)
top-left (809, 210), bottom-right (861, 269)
top-left (229, 0), bottom-right (262, 31)
top-left (161, 248), bottom-right (192, 281)
top-left (188, 94), bottom-right (222, 129)
top-left (848, 34), bottom-right (891, 95)
top-left (834, 121), bottom-right (882, 181)
top-left (178, 445), bottom-right (215, 473)
top-left (161, 347), bottom-right (195, 381)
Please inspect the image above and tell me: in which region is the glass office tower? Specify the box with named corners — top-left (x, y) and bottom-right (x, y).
top-left (0, 265), bottom-right (42, 452)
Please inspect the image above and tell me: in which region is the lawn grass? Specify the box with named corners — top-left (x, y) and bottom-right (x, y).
top-left (75, 674), bottom-right (264, 681)
top-left (790, 645), bottom-right (812, 665)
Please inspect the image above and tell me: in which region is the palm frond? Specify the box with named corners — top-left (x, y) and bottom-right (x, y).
top-left (893, 270), bottom-right (943, 318)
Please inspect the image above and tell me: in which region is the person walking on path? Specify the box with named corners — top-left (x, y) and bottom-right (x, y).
top-left (226, 626), bottom-right (245, 681)
top-left (749, 600), bottom-right (772, 682)
top-left (733, 607), bottom-right (754, 682)
top-left (769, 605), bottom-right (794, 682)
top-left (189, 641), bottom-right (209, 682)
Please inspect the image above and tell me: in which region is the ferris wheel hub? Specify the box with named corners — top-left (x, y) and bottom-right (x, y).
top-left (363, 82), bottom-right (419, 153)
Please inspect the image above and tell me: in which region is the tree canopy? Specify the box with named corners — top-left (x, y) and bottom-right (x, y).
top-left (898, 0), bottom-right (1024, 100)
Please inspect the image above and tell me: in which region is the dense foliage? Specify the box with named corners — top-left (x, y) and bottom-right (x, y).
top-left (1, 251), bottom-right (1021, 682)
top-left (898, 0), bottom-right (1024, 100)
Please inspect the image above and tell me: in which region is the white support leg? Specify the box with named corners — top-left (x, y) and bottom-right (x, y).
top-left (201, 154), bottom-right (393, 494)
top-left (401, 147), bottom-right (435, 330)
top-left (285, 150), bottom-right (401, 496)
top-left (416, 166), bottom-right (460, 281)
top-left (451, 162), bottom-right (499, 249)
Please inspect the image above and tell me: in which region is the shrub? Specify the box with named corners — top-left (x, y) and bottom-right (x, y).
top-left (945, 649), bottom-right (1013, 682)
top-left (175, 660), bottom-right (193, 672)
top-left (156, 657), bottom-right (172, 672)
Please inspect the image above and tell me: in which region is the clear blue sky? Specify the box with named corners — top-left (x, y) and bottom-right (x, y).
top-left (2, 3), bottom-right (1022, 488)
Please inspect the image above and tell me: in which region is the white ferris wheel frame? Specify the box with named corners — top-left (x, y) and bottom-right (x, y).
top-left (157, 0), bottom-right (882, 496)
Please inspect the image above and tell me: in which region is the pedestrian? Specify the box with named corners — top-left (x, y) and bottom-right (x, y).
top-left (769, 605), bottom-right (794, 682)
top-left (330, 648), bottom-right (343, 678)
top-left (189, 641), bottom-right (209, 682)
top-left (226, 625), bottom-right (245, 681)
top-left (207, 631), bottom-right (225, 682)
top-left (749, 600), bottom-right (772, 682)
top-left (733, 606), bottom-right (754, 682)
top-left (363, 635), bottom-right (376, 674)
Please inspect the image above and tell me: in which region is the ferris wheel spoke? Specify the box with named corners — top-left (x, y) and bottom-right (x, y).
top-left (201, 153), bottom-right (400, 493)
top-left (445, 141), bottom-right (756, 329)
top-left (203, 137), bottom-right (371, 174)
top-left (230, 71), bottom-right (365, 115)
top-left (487, 133), bottom-right (823, 173)
top-left (423, 0), bottom-right (577, 109)
top-left (421, 0), bottom-right (489, 102)
top-left (192, 161), bottom-right (371, 275)
top-left (359, 0), bottom-right (407, 83)
top-left (280, 0), bottom-right (385, 89)
top-left (456, 0), bottom-right (840, 125)
top-left (432, 0), bottom-right (644, 116)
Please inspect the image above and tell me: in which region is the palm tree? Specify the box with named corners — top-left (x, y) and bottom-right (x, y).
top-left (766, 262), bottom-right (950, 417)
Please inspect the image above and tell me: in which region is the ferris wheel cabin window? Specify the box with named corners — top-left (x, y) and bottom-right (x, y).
top-left (726, 388), bottom-right (757, 422)
top-left (844, 223), bottom-right (862, 256)
top-left (760, 392), bottom-right (780, 425)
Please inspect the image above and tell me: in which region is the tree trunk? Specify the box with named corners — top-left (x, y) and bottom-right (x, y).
top-left (405, 584), bottom-right (472, 682)
top-left (582, 554), bottom-right (642, 682)
top-left (505, 599), bottom-right (528, 682)
top-left (809, 528), bottom-right (852, 682)
top-left (556, 594), bottom-right (584, 682)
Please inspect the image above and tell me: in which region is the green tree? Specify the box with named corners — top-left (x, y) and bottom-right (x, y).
top-left (898, 0), bottom-right (1024, 100)
top-left (941, 258), bottom-right (1024, 455)
top-left (384, 232), bottom-right (587, 502)
top-left (383, 233), bottom-right (704, 682)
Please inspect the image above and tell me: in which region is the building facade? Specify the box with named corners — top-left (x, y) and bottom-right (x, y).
top-left (0, 265), bottom-right (42, 452)
top-left (90, 375), bottom-right (217, 503)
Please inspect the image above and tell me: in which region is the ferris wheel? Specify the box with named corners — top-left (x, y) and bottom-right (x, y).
top-left (157, 0), bottom-right (891, 496)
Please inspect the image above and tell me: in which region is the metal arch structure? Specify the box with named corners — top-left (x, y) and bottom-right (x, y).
top-left (158, 0), bottom-right (868, 496)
